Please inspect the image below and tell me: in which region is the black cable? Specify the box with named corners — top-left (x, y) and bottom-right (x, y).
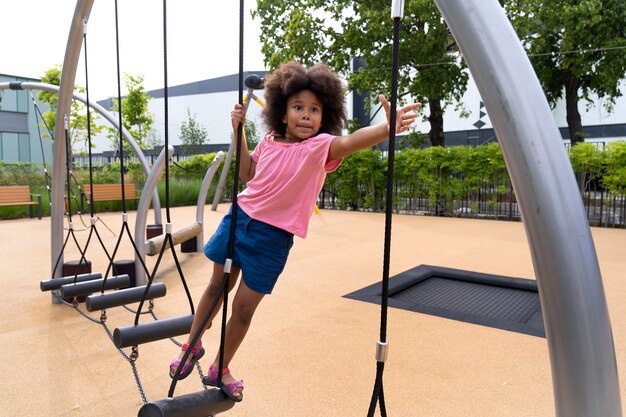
top-left (217, 0), bottom-right (246, 389)
top-left (163, 0), bottom-right (171, 225)
top-left (135, 0), bottom-right (198, 331)
top-left (83, 25), bottom-right (95, 219)
top-left (367, 13), bottom-right (402, 417)
top-left (113, 0), bottom-right (127, 214)
top-left (29, 91), bottom-right (55, 209)
top-left (80, 18), bottom-right (118, 293)
top-left (169, 0), bottom-right (247, 398)
top-left (103, 0), bottom-right (159, 305)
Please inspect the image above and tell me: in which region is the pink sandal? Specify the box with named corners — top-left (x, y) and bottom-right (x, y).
top-left (203, 363), bottom-right (244, 402)
top-left (169, 341), bottom-right (204, 380)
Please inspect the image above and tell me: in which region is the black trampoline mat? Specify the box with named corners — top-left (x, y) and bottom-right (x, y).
top-left (344, 265), bottom-right (545, 338)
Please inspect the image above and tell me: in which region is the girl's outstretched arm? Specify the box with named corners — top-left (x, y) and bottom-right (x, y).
top-left (231, 103), bottom-right (257, 182)
top-left (328, 95), bottom-right (421, 161)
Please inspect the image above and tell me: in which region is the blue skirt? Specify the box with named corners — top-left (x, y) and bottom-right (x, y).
top-left (204, 205), bottom-right (294, 294)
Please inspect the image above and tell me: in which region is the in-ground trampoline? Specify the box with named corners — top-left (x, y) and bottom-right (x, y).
top-left (345, 265), bottom-right (545, 338)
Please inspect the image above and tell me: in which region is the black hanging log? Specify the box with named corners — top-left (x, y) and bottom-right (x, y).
top-left (86, 282), bottom-right (167, 311)
top-left (114, 314), bottom-right (194, 348)
top-left (59, 274), bottom-right (130, 298)
top-left (40, 272), bottom-right (103, 292)
top-left (138, 388), bottom-right (234, 417)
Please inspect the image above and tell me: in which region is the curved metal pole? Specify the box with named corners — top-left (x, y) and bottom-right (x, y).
top-left (195, 151), bottom-right (225, 247)
top-left (0, 82), bottom-right (163, 225)
top-left (134, 146), bottom-right (174, 286)
top-left (51, 0), bottom-right (94, 299)
top-left (211, 90), bottom-right (256, 210)
top-left (431, 1), bottom-right (621, 416)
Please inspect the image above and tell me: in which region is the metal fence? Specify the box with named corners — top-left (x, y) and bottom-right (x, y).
top-left (318, 180), bottom-right (626, 228)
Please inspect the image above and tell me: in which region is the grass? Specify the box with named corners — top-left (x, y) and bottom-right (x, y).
top-left (0, 179), bottom-right (224, 220)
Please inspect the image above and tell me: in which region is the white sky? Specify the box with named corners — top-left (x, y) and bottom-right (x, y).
top-left (1, 0), bottom-right (267, 101)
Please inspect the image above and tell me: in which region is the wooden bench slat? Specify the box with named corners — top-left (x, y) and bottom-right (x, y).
top-left (83, 183), bottom-right (141, 205)
top-left (0, 185), bottom-right (42, 219)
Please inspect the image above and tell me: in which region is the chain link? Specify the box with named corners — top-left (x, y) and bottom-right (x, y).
top-left (53, 290), bottom-right (209, 405)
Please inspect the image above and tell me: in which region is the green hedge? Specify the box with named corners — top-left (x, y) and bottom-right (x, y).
top-left (2, 142), bottom-right (625, 220)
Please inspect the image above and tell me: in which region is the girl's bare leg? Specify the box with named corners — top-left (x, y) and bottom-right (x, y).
top-left (170, 262), bottom-right (240, 372)
top-left (211, 278), bottom-right (265, 399)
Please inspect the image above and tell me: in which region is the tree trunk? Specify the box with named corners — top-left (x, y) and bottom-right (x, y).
top-left (565, 72), bottom-right (584, 147)
top-left (428, 98), bottom-right (445, 147)
top-left (565, 72), bottom-right (586, 193)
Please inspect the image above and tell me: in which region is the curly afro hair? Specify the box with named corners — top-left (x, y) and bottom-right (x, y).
top-left (261, 61), bottom-right (348, 137)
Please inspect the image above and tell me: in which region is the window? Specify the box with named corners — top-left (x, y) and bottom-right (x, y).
top-left (0, 88), bottom-right (28, 114)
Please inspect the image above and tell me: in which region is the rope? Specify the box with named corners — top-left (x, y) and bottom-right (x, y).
top-left (167, 0), bottom-right (246, 398)
top-left (217, 0), bottom-right (246, 387)
top-left (113, 0), bottom-right (128, 214)
top-left (367, 10), bottom-right (402, 417)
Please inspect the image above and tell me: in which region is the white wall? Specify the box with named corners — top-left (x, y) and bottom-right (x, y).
top-left (88, 75), bottom-right (625, 153)
top-left (402, 75), bottom-right (626, 142)
top-left (149, 91), bottom-right (266, 147)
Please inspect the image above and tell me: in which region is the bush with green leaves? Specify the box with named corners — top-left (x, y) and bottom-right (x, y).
top-left (171, 153), bottom-right (221, 181)
top-left (602, 141), bottom-right (626, 195)
top-left (3, 141), bottom-right (626, 220)
top-left (0, 162), bottom-right (45, 187)
top-left (326, 149), bottom-right (386, 210)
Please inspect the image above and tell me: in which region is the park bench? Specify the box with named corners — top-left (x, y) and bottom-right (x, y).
top-left (0, 185), bottom-right (42, 219)
top-left (82, 183), bottom-right (141, 210)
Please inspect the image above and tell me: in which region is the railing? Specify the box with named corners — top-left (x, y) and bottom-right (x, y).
top-left (318, 180), bottom-right (625, 228)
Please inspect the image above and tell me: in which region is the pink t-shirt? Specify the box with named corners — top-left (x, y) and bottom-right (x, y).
top-left (237, 132), bottom-right (342, 238)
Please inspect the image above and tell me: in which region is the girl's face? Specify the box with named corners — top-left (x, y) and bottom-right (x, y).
top-left (282, 89), bottom-right (323, 142)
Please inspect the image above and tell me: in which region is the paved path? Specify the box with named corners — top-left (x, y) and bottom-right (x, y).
top-left (1, 205), bottom-right (624, 416)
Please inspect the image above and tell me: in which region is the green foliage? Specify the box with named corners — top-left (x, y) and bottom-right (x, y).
top-left (325, 149), bottom-right (386, 210)
top-left (156, 179), bottom-right (212, 207)
top-left (179, 109), bottom-right (208, 156)
top-left (568, 142), bottom-right (605, 190)
top-left (0, 162), bottom-right (45, 187)
top-left (602, 141), bottom-right (626, 194)
top-left (37, 65), bottom-right (61, 110)
top-left (170, 153), bottom-right (221, 180)
top-left (504, 0), bottom-right (626, 144)
top-left (331, 143), bottom-right (510, 213)
top-left (37, 65), bottom-right (104, 152)
top-left (253, 0), bottom-right (468, 146)
top-left (230, 119), bottom-right (261, 151)
top-left (4, 142), bottom-right (626, 220)
top-left (106, 74), bottom-right (154, 155)
top-left (243, 120), bottom-right (260, 151)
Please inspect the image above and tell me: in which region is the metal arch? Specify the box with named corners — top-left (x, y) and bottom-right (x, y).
top-left (431, 1), bottom-right (622, 416)
top-left (0, 81), bottom-right (163, 226)
top-left (49, 0), bottom-right (164, 295)
top-left (51, 0), bottom-right (93, 288)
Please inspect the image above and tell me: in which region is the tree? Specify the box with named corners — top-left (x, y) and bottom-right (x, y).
top-left (230, 119), bottom-right (260, 152)
top-left (145, 129), bottom-right (163, 150)
top-left (37, 65), bottom-right (104, 155)
top-left (504, 0), bottom-right (626, 146)
top-left (106, 74), bottom-right (154, 156)
top-left (179, 108), bottom-right (208, 155)
top-left (253, 0), bottom-right (469, 147)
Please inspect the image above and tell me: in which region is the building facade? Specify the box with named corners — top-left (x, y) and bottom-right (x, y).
top-left (0, 74), bottom-right (52, 165)
top-left (2, 69), bottom-right (624, 166)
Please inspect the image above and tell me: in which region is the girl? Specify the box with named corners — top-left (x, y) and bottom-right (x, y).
top-left (169, 61), bottom-right (421, 401)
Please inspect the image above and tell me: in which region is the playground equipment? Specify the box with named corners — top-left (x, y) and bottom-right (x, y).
top-left (211, 74), bottom-right (264, 211)
top-left (0, 81), bottom-right (164, 228)
top-left (134, 148), bottom-right (225, 285)
top-left (432, 0), bottom-right (621, 415)
top-left (41, 0), bottom-right (622, 415)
